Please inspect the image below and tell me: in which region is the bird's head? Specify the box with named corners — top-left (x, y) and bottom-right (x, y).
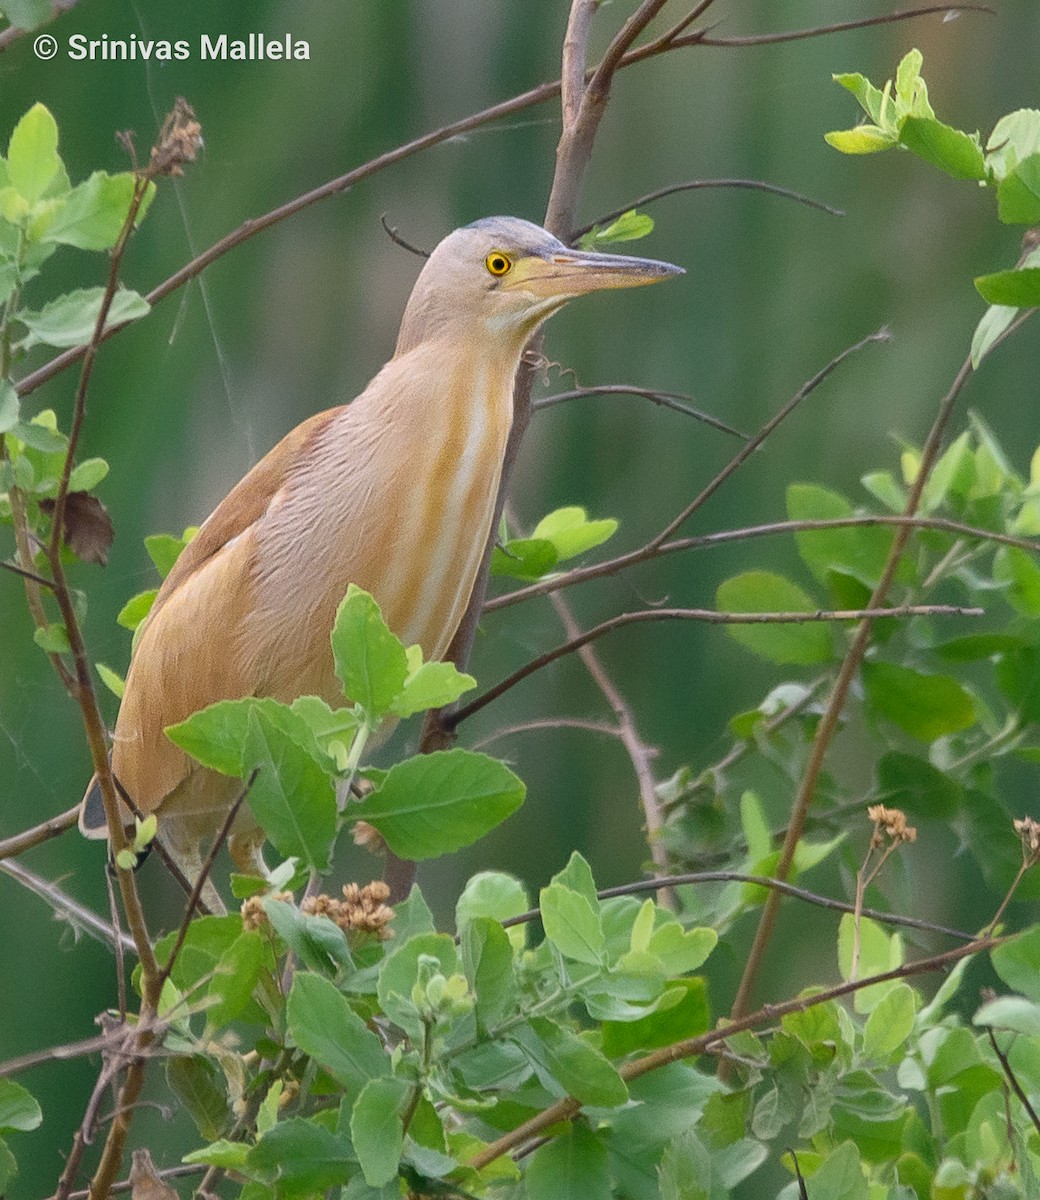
top-left (395, 215), bottom-right (682, 355)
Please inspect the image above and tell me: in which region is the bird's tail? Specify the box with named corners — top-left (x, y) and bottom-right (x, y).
top-left (78, 773), bottom-right (111, 839)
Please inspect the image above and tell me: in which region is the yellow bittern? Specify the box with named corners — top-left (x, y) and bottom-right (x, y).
top-left (79, 216), bottom-right (681, 907)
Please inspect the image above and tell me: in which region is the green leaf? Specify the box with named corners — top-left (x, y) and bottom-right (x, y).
top-left (182, 1139), bottom-right (251, 1170)
top-left (490, 536), bottom-right (558, 581)
top-left (833, 72), bottom-right (885, 123)
top-left (513, 1017), bottom-right (628, 1107)
top-left (10, 415), bottom-right (66, 453)
top-left (17, 287), bottom-right (150, 350)
top-left (975, 268), bottom-right (1040, 308)
top-left (550, 850), bottom-right (599, 906)
top-left (33, 622), bottom-right (69, 653)
top-left (389, 660), bottom-right (475, 718)
top-left (807, 1141), bottom-right (869, 1200)
top-left (860, 469), bottom-right (905, 512)
top-left (526, 1124), bottom-right (611, 1200)
top-left (7, 103), bottom-right (61, 205)
top-left (602, 978), bottom-right (710, 1055)
top-left (263, 896), bottom-right (353, 975)
top-left (531, 506), bottom-right (619, 561)
top-left (899, 117), bottom-right (986, 180)
top-left (0, 1079), bottom-right (42, 1134)
top-left (786, 483), bottom-right (899, 587)
top-left (992, 926), bottom-right (1040, 1002)
top-left (95, 662), bottom-right (125, 698)
top-left (243, 707), bottom-right (336, 871)
top-left (837, 913), bottom-right (903, 1013)
top-left (863, 983), bottom-right (916, 1058)
top-left (579, 208), bottom-right (654, 249)
top-left (647, 922), bottom-right (718, 974)
top-left (986, 108), bottom-right (1040, 181)
top-left (351, 1077), bottom-right (408, 1187)
top-left (995, 648), bottom-right (1040, 723)
top-left (166, 697), bottom-right (329, 779)
top-left (875, 751), bottom-right (962, 820)
top-left (997, 153), bottom-right (1040, 224)
top-left (456, 870), bottom-right (530, 952)
top-left (165, 1056), bottom-right (230, 1142)
top-left (145, 532), bottom-right (191, 578)
top-left (331, 584), bottom-right (408, 718)
top-left (350, 749), bottom-right (525, 860)
top-left (716, 571), bottom-right (833, 665)
top-left (287, 974), bottom-right (390, 1093)
top-left (862, 660), bottom-right (975, 741)
top-left (247, 1118), bottom-right (354, 1197)
top-left (41, 171), bottom-right (154, 250)
top-left (0, 380), bottom-right (18, 434)
top-left (67, 456), bottom-right (108, 493)
top-left (116, 589), bottom-right (157, 631)
top-left (539, 882), bottom-right (604, 965)
top-left (974, 995), bottom-right (1040, 1037)
top-left (994, 546), bottom-right (1040, 616)
top-left (377, 932), bottom-right (457, 1034)
top-left (825, 126), bottom-right (896, 155)
top-left (460, 916), bottom-right (515, 1031)
top-left (204, 929), bottom-right (268, 1031)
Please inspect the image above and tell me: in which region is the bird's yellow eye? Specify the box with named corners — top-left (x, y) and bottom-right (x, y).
top-left (485, 251), bottom-right (512, 277)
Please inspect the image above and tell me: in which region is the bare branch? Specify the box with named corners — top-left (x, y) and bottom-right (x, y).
top-left (498, 869), bottom-right (977, 943)
top-left (379, 213), bottom-right (429, 258)
top-left (0, 860), bottom-right (136, 953)
top-left (686, 4), bottom-right (994, 48)
top-left (450, 601), bottom-right (982, 729)
top-left (486, 512), bottom-right (1040, 612)
top-left (534, 383), bottom-right (746, 438)
top-left (0, 804), bottom-right (79, 859)
top-left (730, 352), bottom-right (977, 1026)
top-left (571, 177), bottom-right (843, 241)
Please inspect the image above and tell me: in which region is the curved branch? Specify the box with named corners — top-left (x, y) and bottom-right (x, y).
top-left (688, 4), bottom-right (994, 47)
top-left (449, 601), bottom-right (982, 729)
top-left (533, 383), bottom-right (747, 438)
top-left (0, 804), bottom-right (79, 860)
top-left (571, 177), bottom-right (843, 241)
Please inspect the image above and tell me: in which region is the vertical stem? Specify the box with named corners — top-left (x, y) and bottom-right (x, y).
top-left (728, 354), bottom-right (974, 1025)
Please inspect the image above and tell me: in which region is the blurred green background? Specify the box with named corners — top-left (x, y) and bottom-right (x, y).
top-left (1, 0), bottom-right (1039, 1192)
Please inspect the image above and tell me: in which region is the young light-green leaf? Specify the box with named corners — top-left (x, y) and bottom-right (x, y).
top-left (716, 571), bottom-right (833, 665)
top-left (531, 505), bottom-right (619, 561)
top-left (975, 267), bottom-right (1040, 308)
top-left (0, 1079), bottom-right (42, 1134)
top-left (539, 882), bottom-right (605, 965)
top-left (349, 749), bottom-right (525, 859)
top-left (389, 659), bottom-right (476, 718)
top-left (17, 287), bottom-right (150, 350)
top-left (7, 103), bottom-right (61, 205)
top-left (0, 381), bottom-right (18, 435)
top-left (331, 584), bottom-right (408, 718)
top-left (515, 1016), bottom-right (628, 1107)
top-left (41, 171), bottom-right (154, 250)
top-left (898, 117), bottom-right (986, 180)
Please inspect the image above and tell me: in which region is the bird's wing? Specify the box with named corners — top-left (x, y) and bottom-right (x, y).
top-left (152, 408), bottom-right (340, 620)
top-left (109, 407), bottom-right (342, 817)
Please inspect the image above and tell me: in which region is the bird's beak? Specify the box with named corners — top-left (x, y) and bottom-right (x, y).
top-left (509, 247), bottom-right (684, 299)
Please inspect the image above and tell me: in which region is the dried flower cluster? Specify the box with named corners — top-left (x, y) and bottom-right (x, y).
top-left (1014, 816), bottom-right (1040, 863)
top-left (240, 892), bottom-right (294, 931)
top-left (302, 881), bottom-right (396, 940)
top-left (149, 97), bottom-right (202, 177)
top-left (867, 804), bottom-right (917, 848)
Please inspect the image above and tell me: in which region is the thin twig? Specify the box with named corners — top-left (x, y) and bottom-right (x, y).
top-left (533, 383), bottom-right (746, 438)
top-left (987, 1027), bottom-right (1040, 1141)
top-left (548, 588), bottom-right (673, 903)
top-left (486, 512), bottom-right (1040, 612)
top-left (571, 177), bottom-right (843, 240)
top-left (448, 602), bottom-right (982, 729)
top-left (689, 4), bottom-right (994, 47)
top-left (498, 869), bottom-right (977, 943)
top-left (0, 558), bottom-right (56, 588)
top-left (0, 860), bottom-right (137, 953)
top-left (379, 213), bottom-right (429, 258)
top-left (0, 804), bottom-right (79, 859)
